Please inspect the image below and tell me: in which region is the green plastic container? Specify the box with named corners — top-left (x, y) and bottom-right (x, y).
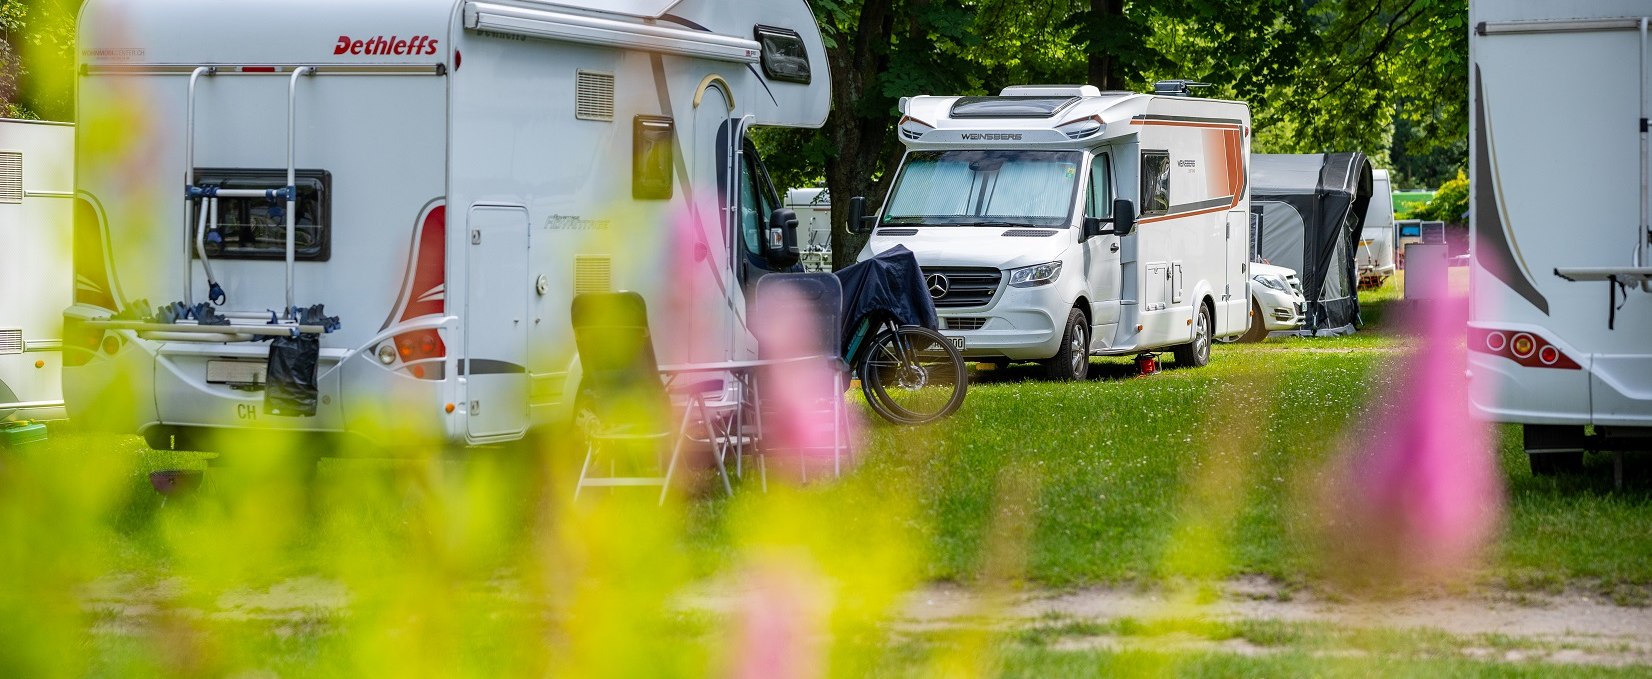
top-left (1, 421), bottom-right (48, 448)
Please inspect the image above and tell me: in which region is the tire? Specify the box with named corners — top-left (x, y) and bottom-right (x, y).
top-left (1235, 300), bottom-right (1268, 343)
top-left (1172, 303), bottom-right (1213, 368)
top-left (1040, 308), bottom-right (1090, 381)
top-left (861, 326), bottom-right (967, 424)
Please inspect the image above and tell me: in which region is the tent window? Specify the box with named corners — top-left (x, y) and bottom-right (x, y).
top-left (1140, 151), bottom-right (1170, 216)
top-left (633, 116), bottom-right (674, 200)
top-left (1085, 152), bottom-right (1113, 218)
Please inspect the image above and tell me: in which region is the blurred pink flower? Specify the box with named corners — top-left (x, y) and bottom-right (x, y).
top-left (733, 559), bottom-right (827, 679)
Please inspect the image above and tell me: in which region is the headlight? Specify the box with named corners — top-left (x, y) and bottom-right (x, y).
top-left (1252, 274), bottom-right (1287, 292)
top-left (1008, 261), bottom-right (1062, 287)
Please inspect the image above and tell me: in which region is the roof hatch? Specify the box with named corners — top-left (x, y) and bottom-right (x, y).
top-left (949, 96), bottom-right (1079, 119)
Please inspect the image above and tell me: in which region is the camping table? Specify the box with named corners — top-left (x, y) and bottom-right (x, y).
top-left (658, 354), bottom-right (842, 487)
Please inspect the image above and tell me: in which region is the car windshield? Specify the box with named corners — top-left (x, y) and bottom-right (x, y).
top-left (882, 149), bottom-right (1082, 228)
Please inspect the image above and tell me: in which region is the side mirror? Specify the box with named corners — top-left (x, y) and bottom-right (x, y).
top-left (1111, 199), bottom-right (1137, 237)
top-left (764, 208), bottom-right (801, 268)
top-left (846, 196), bottom-right (876, 235)
top-left (1081, 216), bottom-right (1104, 241)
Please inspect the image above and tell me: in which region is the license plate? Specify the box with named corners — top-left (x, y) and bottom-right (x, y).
top-left (949, 336), bottom-right (966, 351)
top-left (207, 360), bottom-right (267, 385)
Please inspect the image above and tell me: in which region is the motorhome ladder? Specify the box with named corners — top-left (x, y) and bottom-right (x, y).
top-left (182, 66), bottom-right (315, 320)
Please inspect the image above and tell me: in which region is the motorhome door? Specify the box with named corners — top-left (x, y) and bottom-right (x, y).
top-left (464, 204), bottom-right (530, 439)
top-left (1084, 151), bottom-right (1123, 343)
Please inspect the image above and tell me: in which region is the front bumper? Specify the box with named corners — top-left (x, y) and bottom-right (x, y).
top-left (934, 281), bottom-right (1069, 361)
top-left (1253, 287), bottom-right (1304, 332)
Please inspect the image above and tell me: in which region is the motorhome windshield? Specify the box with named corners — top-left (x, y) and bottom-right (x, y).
top-left (883, 150), bottom-right (1082, 227)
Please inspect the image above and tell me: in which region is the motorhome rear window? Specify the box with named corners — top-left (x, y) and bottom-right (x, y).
top-left (882, 149), bottom-right (1082, 228)
top-left (949, 97), bottom-right (1079, 119)
top-left (191, 169), bottom-right (330, 262)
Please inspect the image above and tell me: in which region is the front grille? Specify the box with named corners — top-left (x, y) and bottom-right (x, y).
top-left (877, 228), bottom-right (918, 236)
top-left (943, 317), bottom-right (987, 331)
top-left (0, 329), bottom-right (22, 355)
top-left (922, 266), bottom-right (1000, 308)
top-left (1002, 229), bottom-right (1058, 237)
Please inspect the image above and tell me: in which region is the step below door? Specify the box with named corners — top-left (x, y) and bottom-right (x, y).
top-left (465, 205), bottom-right (530, 440)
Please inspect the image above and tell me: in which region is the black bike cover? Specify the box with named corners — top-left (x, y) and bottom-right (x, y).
top-left (833, 245), bottom-right (940, 354)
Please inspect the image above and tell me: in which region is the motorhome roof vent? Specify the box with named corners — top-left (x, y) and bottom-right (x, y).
top-left (1152, 80), bottom-right (1211, 97)
top-left (950, 96), bottom-right (1078, 119)
top-left (999, 85), bottom-right (1101, 98)
top-left (0, 152), bottom-right (21, 204)
top-left (575, 71), bottom-right (616, 122)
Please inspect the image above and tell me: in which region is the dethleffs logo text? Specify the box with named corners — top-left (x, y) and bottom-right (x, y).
top-left (961, 133), bottom-right (1023, 141)
top-left (334, 35), bottom-right (439, 56)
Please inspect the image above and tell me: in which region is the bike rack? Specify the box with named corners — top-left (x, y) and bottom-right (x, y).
top-left (183, 65), bottom-right (314, 318)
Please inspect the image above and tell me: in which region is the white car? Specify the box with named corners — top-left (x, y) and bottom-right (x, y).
top-left (1229, 262), bottom-right (1304, 342)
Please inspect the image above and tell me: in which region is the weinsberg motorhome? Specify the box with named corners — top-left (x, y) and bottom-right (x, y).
top-left (1, 119), bottom-right (73, 423)
top-left (67, 0), bottom-right (829, 451)
top-left (1468, 0), bottom-right (1652, 473)
top-left (849, 82), bottom-right (1252, 380)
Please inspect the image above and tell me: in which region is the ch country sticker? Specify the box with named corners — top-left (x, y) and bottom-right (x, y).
top-left (334, 35), bottom-right (440, 56)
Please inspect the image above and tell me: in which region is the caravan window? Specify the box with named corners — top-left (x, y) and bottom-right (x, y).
top-left (191, 169), bottom-right (330, 261)
top-left (738, 137), bottom-right (782, 256)
top-left (1085, 153), bottom-right (1113, 218)
top-left (882, 149), bottom-right (1082, 228)
top-left (1140, 151), bottom-right (1170, 216)
top-left (633, 116), bottom-right (675, 200)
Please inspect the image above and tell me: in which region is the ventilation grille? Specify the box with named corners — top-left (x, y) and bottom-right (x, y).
top-left (921, 267), bottom-right (1002, 309)
top-left (943, 317), bottom-right (987, 331)
top-left (0, 329), bottom-right (22, 355)
top-left (0, 152), bottom-right (21, 204)
top-left (876, 228), bottom-right (918, 236)
top-left (574, 255), bottom-right (612, 295)
top-left (1002, 229), bottom-right (1058, 237)
top-left (575, 71), bottom-right (616, 122)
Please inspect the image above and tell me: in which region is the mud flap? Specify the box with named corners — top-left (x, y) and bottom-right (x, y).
top-left (264, 305), bottom-right (340, 417)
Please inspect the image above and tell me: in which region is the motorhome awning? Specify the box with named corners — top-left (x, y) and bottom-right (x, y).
top-left (1251, 153), bottom-right (1375, 334)
top-left (463, 2), bottom-right (760, 64)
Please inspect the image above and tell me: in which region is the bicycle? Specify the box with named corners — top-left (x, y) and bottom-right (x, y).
top-left (843, 312), bottom-right (967, 425)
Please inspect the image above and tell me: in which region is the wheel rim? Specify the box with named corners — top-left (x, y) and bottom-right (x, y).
top-left (1069, 319), bottom-right (1087, 377)
top-left (1195, 308), bottom-right (1210, 362)
top-left (864, 327), bottom-right (966, 423)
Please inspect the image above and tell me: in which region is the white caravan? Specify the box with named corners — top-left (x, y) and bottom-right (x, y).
top-left (1356, 168), bottom-right (1396, 287)
top-left (784, 187), bottom-right (832, 272)
top-left (68, 0), bottom-right (828, 451)
top-left (850, 82), bottom-right (1251, 380)
top-left (1469, 0), bottom-right (1652, 472)
top-left (0, 119), bottom-right (73, 423)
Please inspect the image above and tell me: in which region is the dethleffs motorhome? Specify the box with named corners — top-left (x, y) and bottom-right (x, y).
top-left (1469, 0), bottom-right (1652, 473)
top-left (68, 0), bottom-right (827, 450)
top-left (850, 83), bottom-right (1251, 380)
top-left (1, 119), bottom-right (74, 423)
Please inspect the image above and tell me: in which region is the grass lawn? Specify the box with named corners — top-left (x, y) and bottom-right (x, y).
top-left (3, 278), bottom-right (1649, 676)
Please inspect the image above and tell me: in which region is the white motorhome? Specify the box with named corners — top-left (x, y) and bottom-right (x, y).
top-left (1357, 168), bottom-right (1396, 287)
top-left (1469, 0), bottom-right (1652, 473)
top-left (850, 82), bottom-right (1251, 380)
top-left (0, 119), bottom-right (74, 423)
top-left (784, 187), bottom-right (832, 272)
top-left (68, 0), bottom-right (828, 451)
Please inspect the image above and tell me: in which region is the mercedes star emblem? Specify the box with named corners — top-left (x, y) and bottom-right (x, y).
top-left (926, 273), bottom-right (950, 299)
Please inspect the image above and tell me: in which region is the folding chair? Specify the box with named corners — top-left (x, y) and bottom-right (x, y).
top-left (750, 273), bottom-right (851, 484)
top-left (571, 292), bottom-right (729, 504)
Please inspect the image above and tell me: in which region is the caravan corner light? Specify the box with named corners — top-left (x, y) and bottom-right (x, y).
top-left (898, 115), bottom-right (933, 140)
top-left (1469, 327), bottom-right (1579, 369)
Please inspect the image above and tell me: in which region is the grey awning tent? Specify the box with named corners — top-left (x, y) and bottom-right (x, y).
top-left (1250, 153), bottom-right (1374, 334)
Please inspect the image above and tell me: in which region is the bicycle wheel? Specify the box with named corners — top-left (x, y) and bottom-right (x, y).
top-left (859, 325), bottom-right (967, 424)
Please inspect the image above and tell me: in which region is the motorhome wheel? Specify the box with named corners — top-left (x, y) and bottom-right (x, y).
top-left (1172, 304), bottom-right (1212, 368)
top-left (1041, 308), bottom-right (1090, 381)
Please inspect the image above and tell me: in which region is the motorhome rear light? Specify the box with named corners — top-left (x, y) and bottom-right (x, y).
top-left (239, 66), bottom-right (277, 73)
top-left (101, 334), bottom-right (120, 355)
top-left (376, 343), bottom-right (397, 365)
top-left (393, 329), bottom-right (446, 362)
top-left (1469, 327), bottom-right (1580, 370)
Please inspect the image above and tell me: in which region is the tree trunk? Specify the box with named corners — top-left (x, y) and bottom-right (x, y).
top-left (1086, 0), bottom-right (1126, 90)
top-left (825, 0), bottom-right (896, 270)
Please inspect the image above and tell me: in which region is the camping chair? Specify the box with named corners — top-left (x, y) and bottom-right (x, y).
top-left (751, 273), bottom-right (851, 484)
top-left (571, 292), bottom-right (732, 504)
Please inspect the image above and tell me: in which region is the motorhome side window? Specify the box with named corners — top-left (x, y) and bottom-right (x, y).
top-left (633, 116), bottom-right (675, 200)
top-left (739, 137), bottom-right (781, 256)
top-left (191, 169), bottom-right (330, 261)
top-left (1140, 151), bottom-right (1171, 216)
top-left (1086, 153), bottom-right (1113, 218)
